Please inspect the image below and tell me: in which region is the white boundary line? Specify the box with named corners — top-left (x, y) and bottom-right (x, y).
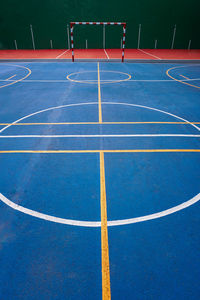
top-left (138, 49), bottom-right (162, 60)
top-left (56, 49), bottom-right (70, 59)
top-left (0, 78), bottom-right (200, 83)
top-left (104, 49), bottom-right (110, 59)
top-left (1, 134), bottom-right (200, 138)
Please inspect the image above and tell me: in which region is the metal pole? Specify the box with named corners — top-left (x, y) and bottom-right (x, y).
top-left (50, 40), bottom-right (53, 49)
top-left (121, 38), bottom-right (122, 49)
top-left (14, 40), bottom-right (18, 50)
top-left (171, 24), bottom-right (176, 49)
top-left (86, 39), bottom-right (88, 49)
top-left (71, 24), bottom-right (74, 62)
top-left (67, 25), bottom-right (70, 49)
top-left (137, 24), bottom-right (141, 49)
top-left (122, 25), bottom-right (126, 62)
top-left (154, 39), bottom-right (157, 49)
top-left (188, 40), bottom-right (191, 50)
top-left (103, 25), bottom-right (105, 49)
top-left (30, 24), bottom-right (35, 50)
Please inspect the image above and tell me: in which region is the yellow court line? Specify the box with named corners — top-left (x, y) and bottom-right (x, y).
top-left (166, 67), bottom-right (200, 89)
top-left (98, 62), bottom-right (102, 123)
top-left (0, 65), bottom-right (31, 89)
top-left (0, 149), bottom-right (200, 153)
top-left (0, 122), bottom-right (200, 126)
top-left (98, 63), bottom-right (111, 299)
top-left (100, 152), bottom-right (111, 300)
top-left (5, 74), bottom-right (16, 80)
top-left (180, 74), bottom-right (189, 80)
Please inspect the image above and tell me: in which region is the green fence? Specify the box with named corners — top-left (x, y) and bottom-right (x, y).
top-left (0, 0), bottom-right (199, 49)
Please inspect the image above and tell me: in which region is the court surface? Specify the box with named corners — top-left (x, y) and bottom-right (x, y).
top-left (0, 60), bottom-right (200, 299)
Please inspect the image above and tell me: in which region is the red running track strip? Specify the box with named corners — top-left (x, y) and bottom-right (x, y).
top-left (0, 49), bottom-right (200, 60)
top-left (71, 49), bottom-right (107, 59)
top-left (0, 49), bottom-right (72, 59)
top-left (106, 49), bottom-right (158, 60)
top-left (145, 49), bottom-right (200, 60)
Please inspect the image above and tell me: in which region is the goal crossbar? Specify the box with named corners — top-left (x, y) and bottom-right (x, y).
top-left (70, 22), bottom-right (127, 62)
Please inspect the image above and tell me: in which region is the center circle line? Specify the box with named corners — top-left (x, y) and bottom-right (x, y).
top-left (67, 70), bottom-right (131, 84)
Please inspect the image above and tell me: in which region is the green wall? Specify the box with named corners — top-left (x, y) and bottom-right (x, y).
top-left (0, 0), bottom-right (199, 50)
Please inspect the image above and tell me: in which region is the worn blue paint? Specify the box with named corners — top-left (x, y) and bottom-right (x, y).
top-left (0, 62), bottom-right (200, 299)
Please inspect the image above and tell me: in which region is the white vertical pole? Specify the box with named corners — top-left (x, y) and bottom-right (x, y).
top-left (14, 40), bottom-right (18, 50)
top-left (137, 24), bottom-right (141, 49)
top-left (86, 39), bottom-right (88, 49)
top-left (171, 24), bottom-right (176, 49)
top-left (50, 40), bottom-right (53, 49)
top-left (154, 39), bottom-right (157, 49)
top-left (30, 24), bottom-right (35, 50)
top-left (188, 40), bottom-right (191, 50)
top-left (67, 25), bottom-right (70, 49)
top-left (103, 24), bottom-right (105, 49)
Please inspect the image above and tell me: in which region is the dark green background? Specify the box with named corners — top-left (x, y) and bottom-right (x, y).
top-left (0, 0), bottom-right (199, 49)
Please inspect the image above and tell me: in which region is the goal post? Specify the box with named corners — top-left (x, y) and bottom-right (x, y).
top-left (70, 22), bottom-right (127, 62)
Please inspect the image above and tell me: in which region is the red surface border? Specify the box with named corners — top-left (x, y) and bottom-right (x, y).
top-left (0, 49), bottom-right (200, 60)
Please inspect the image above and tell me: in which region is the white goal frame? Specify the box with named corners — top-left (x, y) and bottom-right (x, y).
top-left (70, 21), bottom-right (127, 62)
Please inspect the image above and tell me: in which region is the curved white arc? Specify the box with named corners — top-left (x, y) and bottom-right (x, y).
top-left (107, 193), bottom-right (200, 226)
top-left (1, 101), bottom-right (199, 134)
top-left (0, 192), bottom-right (199, 227)
top-left (102, 102), bottom-right (200, 132)
top-left (0, 102), bottom-right (98, 134)
top-left (67, 70), bottom-right (131, 84)
top-left (0, 193), bottom-right (101, 227)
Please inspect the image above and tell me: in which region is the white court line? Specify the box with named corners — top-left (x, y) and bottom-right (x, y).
top-left (0, 78), bottom-right (199, 83)
top-left (0, 101), bottom-right (199, 227)
top-left (104, 49), bottom-right (110, 59)
top-left (0, 191), bottom-right (200, 227)
top-left (0, 134), bottom-right (200, 138)
top-left (0, 101), bottom-right (199, 135)
top-left (138, 49), bottom-right (162, 60)
top-left (56, 49), bottom-right (70, 59)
